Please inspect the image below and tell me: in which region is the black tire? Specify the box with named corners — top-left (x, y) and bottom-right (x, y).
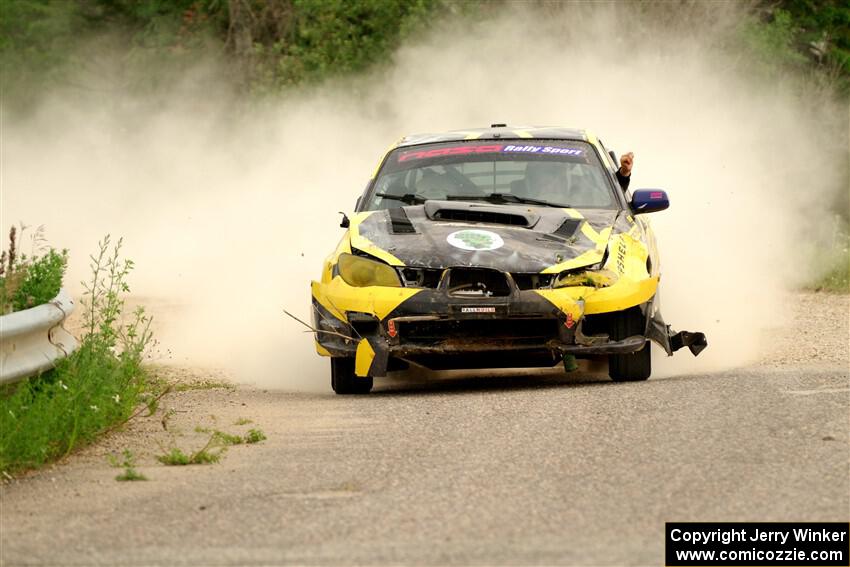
top-left (608, 307), bottom-right (651, 382)
top-left (331, 358), bottom-right (373, 395)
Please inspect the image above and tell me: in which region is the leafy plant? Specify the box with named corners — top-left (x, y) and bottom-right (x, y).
top-left (191, 426), bottom-right (265, 446)
top-left (109, 449), bottom-right (148, 481)
top-left (0, 235), bottom-right (157, 475)
top-left (156, 435), bottom-right (224, 466)
top-left (244, 429), bottom-right (266, 444)
top-left (12, 249), bottom-right (68, 311)
top-left (213, 430), bottom-right (244, 446)
top-left (156, 447), bottom-right (193, 466)
top-left (0, 225), bottom-right (68, 314)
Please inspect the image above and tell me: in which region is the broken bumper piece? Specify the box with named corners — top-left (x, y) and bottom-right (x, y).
top-left (670, 330), bottom-right (708, 356)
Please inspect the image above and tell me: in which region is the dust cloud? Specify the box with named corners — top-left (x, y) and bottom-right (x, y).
top-left (2, 4), bottom-right (845, 389)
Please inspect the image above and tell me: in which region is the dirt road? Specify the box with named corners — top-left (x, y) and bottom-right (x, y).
top-left (1, 293), bottom-right (848, 566)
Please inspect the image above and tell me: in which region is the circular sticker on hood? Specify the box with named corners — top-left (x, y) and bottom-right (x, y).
top-left (446, 229), bottom-right (504, 251)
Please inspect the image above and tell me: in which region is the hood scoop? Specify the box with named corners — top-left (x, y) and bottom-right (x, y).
top-left (424, 200), bottom-right (538, 228)
top-left (551, 218), bottom-right (582, 239)
top-left (387, 207), bottom-right (417, 234)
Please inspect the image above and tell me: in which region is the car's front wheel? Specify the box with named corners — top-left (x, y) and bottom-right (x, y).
top-left (331, 358), bottom-right (373, 395)
top-left (608, 307), bottom-right (651, 382)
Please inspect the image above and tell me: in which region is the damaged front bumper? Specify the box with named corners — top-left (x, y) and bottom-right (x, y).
top-left (310, 277), bottom-right (707, 378)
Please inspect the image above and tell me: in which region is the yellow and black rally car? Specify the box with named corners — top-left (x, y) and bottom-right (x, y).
top-left (311, 125), bottom-right (707, 394)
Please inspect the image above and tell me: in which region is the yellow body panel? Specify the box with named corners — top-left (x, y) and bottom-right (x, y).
top-left (534, 276), bottom-right (658, 316)
top-left (313, 278), bottom-right (421, 322)
top-left (316, 343), bottom-right (331, 357)
top-left (541, 249), bottom-right (605, 274)
top-left (348, 212), bottom-right (405, 266)
top-left (583, 276), bottom-right (658, 314)
top-left (312, 276), bottom-right (422, 356)
top-left (355, 339), bottom-right (375, 376)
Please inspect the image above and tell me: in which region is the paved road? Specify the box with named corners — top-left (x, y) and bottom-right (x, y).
top-left (2, 359), bottom-right (848, 566)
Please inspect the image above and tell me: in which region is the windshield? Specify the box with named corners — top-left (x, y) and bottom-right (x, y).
top-left (364, 140), bottom-right (617, 211)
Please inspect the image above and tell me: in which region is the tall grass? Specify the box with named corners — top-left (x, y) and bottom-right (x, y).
top-left (0, 236), bottom-right (157, 474)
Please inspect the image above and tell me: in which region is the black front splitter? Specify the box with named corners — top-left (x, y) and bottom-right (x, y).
top-left (388, 334), bottom-right (647, 357)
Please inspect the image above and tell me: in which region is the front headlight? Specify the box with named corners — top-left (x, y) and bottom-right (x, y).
top-left (553, 268), bottom-right (618, 288)
top-left (337, 253), bottom-right (401, 287)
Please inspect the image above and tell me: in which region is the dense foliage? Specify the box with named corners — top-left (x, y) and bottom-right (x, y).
top-left (1, 0), bottom-right (458, 100)
top-left (2, 1), bottom-right (847, 99)
top-left (774, 0), bottom-right (850, 82)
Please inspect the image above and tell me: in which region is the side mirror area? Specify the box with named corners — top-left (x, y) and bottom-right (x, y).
top-left (339, 211), bottom-right (350, 228)
top-left (631, 189), bottom-right (669, 215)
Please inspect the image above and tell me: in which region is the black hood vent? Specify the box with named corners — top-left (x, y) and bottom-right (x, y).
top-left (424, 200), bottom-right (537, 228)
top-left (552, 218), bottom-right (582, 239)
top-left (387, 207), bottom-right (417, 234)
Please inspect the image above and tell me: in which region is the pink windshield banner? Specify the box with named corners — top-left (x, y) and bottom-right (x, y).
top-left (397, 144), bottom-right (585, 163)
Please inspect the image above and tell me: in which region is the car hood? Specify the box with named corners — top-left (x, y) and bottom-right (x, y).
top-left (352, 201), bottom-right (623, 273)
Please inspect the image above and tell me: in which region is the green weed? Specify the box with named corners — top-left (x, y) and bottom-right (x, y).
top-left (116, 468), bottom-right (148, 481)
top-left (187, 448), bottom-right (221, 464)
top-left (156, 430), bottom-right (226, 466)
top-left (156, 445), bottom-right (222, 466)
top-left (0, 236), bottom-right (157, 475)
top-left (213, 430), bottom-right (244, 446)
top-left (233, 418), bottom-right (253, 426)
top-left (109, 449), bottom-right (147, 482)
top-left (156, 448), bottom-right (192, 466)
top-left (193, 427), bottom-right (262, 446)
top-left (0, 225), bottom-right (68, 314)
top-left (244, 429), bottom-right (266, 444)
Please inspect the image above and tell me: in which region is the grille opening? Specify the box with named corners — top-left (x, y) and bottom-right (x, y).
top-left (432, 208), bottom-right (530, 226)
top-left (347, 312), bottom-right (380, 336)
top-left (400, 267), bottom-right (443, 288)
top-left (581, 312), bottom-right (615, 337)
top-left (511, 273), bottom-right (555, 290)
top-left (447, 268), bottom-right (511, 297)
top-left (582, 307), bottom-right (644, 340)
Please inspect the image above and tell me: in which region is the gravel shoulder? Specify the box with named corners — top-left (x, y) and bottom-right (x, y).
top-left (757, 291), bottom-right (849, 367)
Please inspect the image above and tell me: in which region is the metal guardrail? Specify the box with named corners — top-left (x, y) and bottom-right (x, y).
top-left (0, 289), bottom-right (78, 385)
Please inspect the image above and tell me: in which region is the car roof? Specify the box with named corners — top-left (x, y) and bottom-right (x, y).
top-left (395, 125), bottom-right (590, 148)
